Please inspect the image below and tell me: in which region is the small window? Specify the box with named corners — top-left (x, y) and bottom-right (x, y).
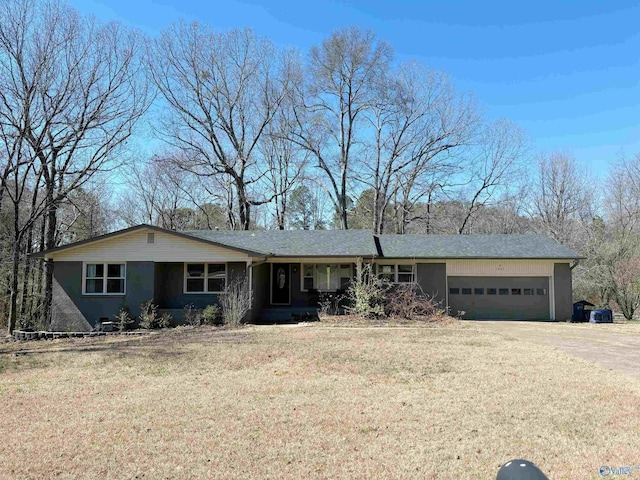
top-left (474, 288), bottom-right (484, 295)
top-left (487, 288), bottom-right (497, 295)
top-left (147, 232), bottom-right (155, 244)
top-left (303, 264), bottom-right (314, 290)
top-left (499, 288), bottom-right (509, 295)
top-left (449, 288), bottom-right (460, 295)
top-left (397, 264), bottom-right (414, 283)
top-left (536, 288), bottom-right (547, 296)
top-left (511, 288), bottom-right (522, 295)
top-left (524, 288), bottom-right (533, 295)
top-left (462, 288), bottom-right (472, 295)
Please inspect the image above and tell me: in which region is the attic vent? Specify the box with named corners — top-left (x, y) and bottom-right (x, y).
top-left (147, 232), bottom-right (155, 244)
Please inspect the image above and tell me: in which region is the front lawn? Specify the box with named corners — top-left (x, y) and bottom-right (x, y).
top-left (1, 323), bottom-right (639, 479)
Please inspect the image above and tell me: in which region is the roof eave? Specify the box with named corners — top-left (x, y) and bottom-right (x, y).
top-left (33, 224), bottom-right (265, 259)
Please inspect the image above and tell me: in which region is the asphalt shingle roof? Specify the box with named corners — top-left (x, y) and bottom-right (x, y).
top-left (183, 229), bottom-right (378, 257)
top-left (376, 233), bottom-right (581, 259)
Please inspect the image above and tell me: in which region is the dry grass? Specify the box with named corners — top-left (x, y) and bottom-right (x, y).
top-left (1, 323), bottom-right (640, 479)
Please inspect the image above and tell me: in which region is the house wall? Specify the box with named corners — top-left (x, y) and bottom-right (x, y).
top-left (52, 261), bottom-right (154, 330)
top-left (416, 263), bottom-right (447, 307)
top-left (446, 259), bottom-right (554, 276)
top-left (49, 229), bottom-right (251, 263)
top-left (554, 262), bottom-right (572, 321)
top-left (154, 262), bottom-right (247, 310)
top-left (250, 263), bottom-right (269, 322)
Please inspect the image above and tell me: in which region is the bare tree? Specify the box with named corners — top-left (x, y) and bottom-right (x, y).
top-left (529, 152), bottom-right (592, 248)
top-left (607, 153), bottom-right (640, 236)
top-left (363, 63), bottom-right (477, 233)
top-left (149, 23), bottom-right (293, 230)
top-left (455, 119), bottom-right (527, 234)
top-left (288, 26), bottom-right (393, 229)
top-left (260, 102), bottom-right (307, 229)
top-left (0, 0), bottom-right (151, 328)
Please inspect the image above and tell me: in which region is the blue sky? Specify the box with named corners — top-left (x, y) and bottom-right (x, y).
top-left (68, 0), bottom-right (640, 177)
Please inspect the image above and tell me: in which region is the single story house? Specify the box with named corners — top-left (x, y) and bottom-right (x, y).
top-left (36, 224), bottom-right (582, 330)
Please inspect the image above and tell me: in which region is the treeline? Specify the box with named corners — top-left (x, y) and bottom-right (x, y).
top-left (1, 0), bottom-right (639, 332)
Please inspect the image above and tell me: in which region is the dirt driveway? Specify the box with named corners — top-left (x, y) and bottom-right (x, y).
top-left (478, 321), bottom-right (640, 380)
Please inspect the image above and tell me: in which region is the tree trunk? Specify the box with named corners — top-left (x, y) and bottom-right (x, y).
top-left (7, 239), bottom-right (20, 335)
top-left (43, 189), bottom-right (57, 329)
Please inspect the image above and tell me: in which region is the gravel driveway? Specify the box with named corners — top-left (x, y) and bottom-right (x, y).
top-left (479, 321), bottom-right (640, 379)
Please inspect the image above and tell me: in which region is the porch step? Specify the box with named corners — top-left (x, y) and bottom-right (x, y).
top-left (257, 307), bottom-right (319, 324)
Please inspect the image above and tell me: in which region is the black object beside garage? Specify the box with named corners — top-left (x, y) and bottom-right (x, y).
top-left (572, 300), bottom-right (595, 322)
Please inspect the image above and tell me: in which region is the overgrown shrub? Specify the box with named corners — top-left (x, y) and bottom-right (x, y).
top-left (183, 304), bottom-right (203, 326)
top-left (114, 306), bottom-right (135, 331)
top-left (202, 304), bottom-right (223, 325)
top-left (319, 292), bottom-right (344, 316)
top-left (220, 278), bottom-right (251, 327)
top-left (139, 300), bottom-right (171, 329)
top-left (385, 284), bottom-right (446, 320)
top-left (344, 263), bottom-right (388, 318)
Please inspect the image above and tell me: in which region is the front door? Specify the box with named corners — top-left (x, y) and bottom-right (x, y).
top-left (271, 264), bottom-right (291, 305)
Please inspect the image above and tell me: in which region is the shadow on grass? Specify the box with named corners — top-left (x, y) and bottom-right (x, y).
top-left (0, 327), bottom-right (252, 360)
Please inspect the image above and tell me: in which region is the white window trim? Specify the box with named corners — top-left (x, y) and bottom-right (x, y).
top-left (82, 262), bottom-right (126, 296)
top-left (183, 263), bottom-right (227, 294)
top-left (300, 263), bottom-right (354, 292)
top-left (375, 263), bottom-right (416, 284)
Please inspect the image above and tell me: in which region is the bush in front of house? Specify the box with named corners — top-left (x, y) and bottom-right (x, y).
top-left (114, 306), bottom-right (135, 331)
top-left (202, 304), bottom-right (223, 325)
top-left (139, 300), bottom-right (171, 329)
top-left (385, 283), bottom-right (446, 321)
top-left (183, 304), bottom-right (203, 326)
top-left (220, 278), bottom-right (251, 327)
top-left (344, 263), bottom-right (388, 318)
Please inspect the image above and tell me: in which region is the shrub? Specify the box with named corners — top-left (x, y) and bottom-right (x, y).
top-left (139, 300), bottom-right (171, 329)
top-left (202, 304), bottom-right (223, 325)
top-left (344, 263), bottom-right (388, 318)
top-left (385, 284), bottom-right (446, 320)
top-left (114, 306), bottom-right (135, 331)
top-left (318, 292), bottom-right (344, 317)
top-left (183, 304), bottom-right (203, 326)
top-left (220, 278), bottom-right (251, 327)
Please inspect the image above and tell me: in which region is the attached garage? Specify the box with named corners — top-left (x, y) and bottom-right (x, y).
top-left (377, 235), bottom-right (581, 322)
top-left (447, 276), bottom-right (550, 320)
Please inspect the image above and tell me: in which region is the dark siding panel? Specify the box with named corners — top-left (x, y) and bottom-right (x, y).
top-left (289, 264), bottom-right (306, 307)
top-left (416, 263), bottom-right (447, 307)
top-left (250, 263), bottom-right (269, 322)
top-left (554, 263), bottom-right (572, 321)
top-left (228, 262), bottom-right (247, 284)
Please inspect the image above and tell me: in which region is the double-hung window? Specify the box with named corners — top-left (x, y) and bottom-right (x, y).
top-left (185, 263), bottom-right (226, 293)
top-left (376, 264), bottom-right (415, 283)
top-left (84, 263), bottom-right (125, 295)
top-left (301, 264), bottom-right (353, 291)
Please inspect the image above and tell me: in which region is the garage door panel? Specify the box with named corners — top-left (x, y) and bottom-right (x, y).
top-left (448, 276), bottom-right (550, 320)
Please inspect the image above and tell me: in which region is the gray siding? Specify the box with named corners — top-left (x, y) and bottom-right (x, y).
top-left (554, 263), bottom-right (572, 321)
top-left (53, 261), bottom-right (154, 330)
top-left (250, 263), bottom-right (269, 322)
top-left (289, 263), bottom-right (306, 307)
top-left (416, 263), bottom-right (447, 307)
